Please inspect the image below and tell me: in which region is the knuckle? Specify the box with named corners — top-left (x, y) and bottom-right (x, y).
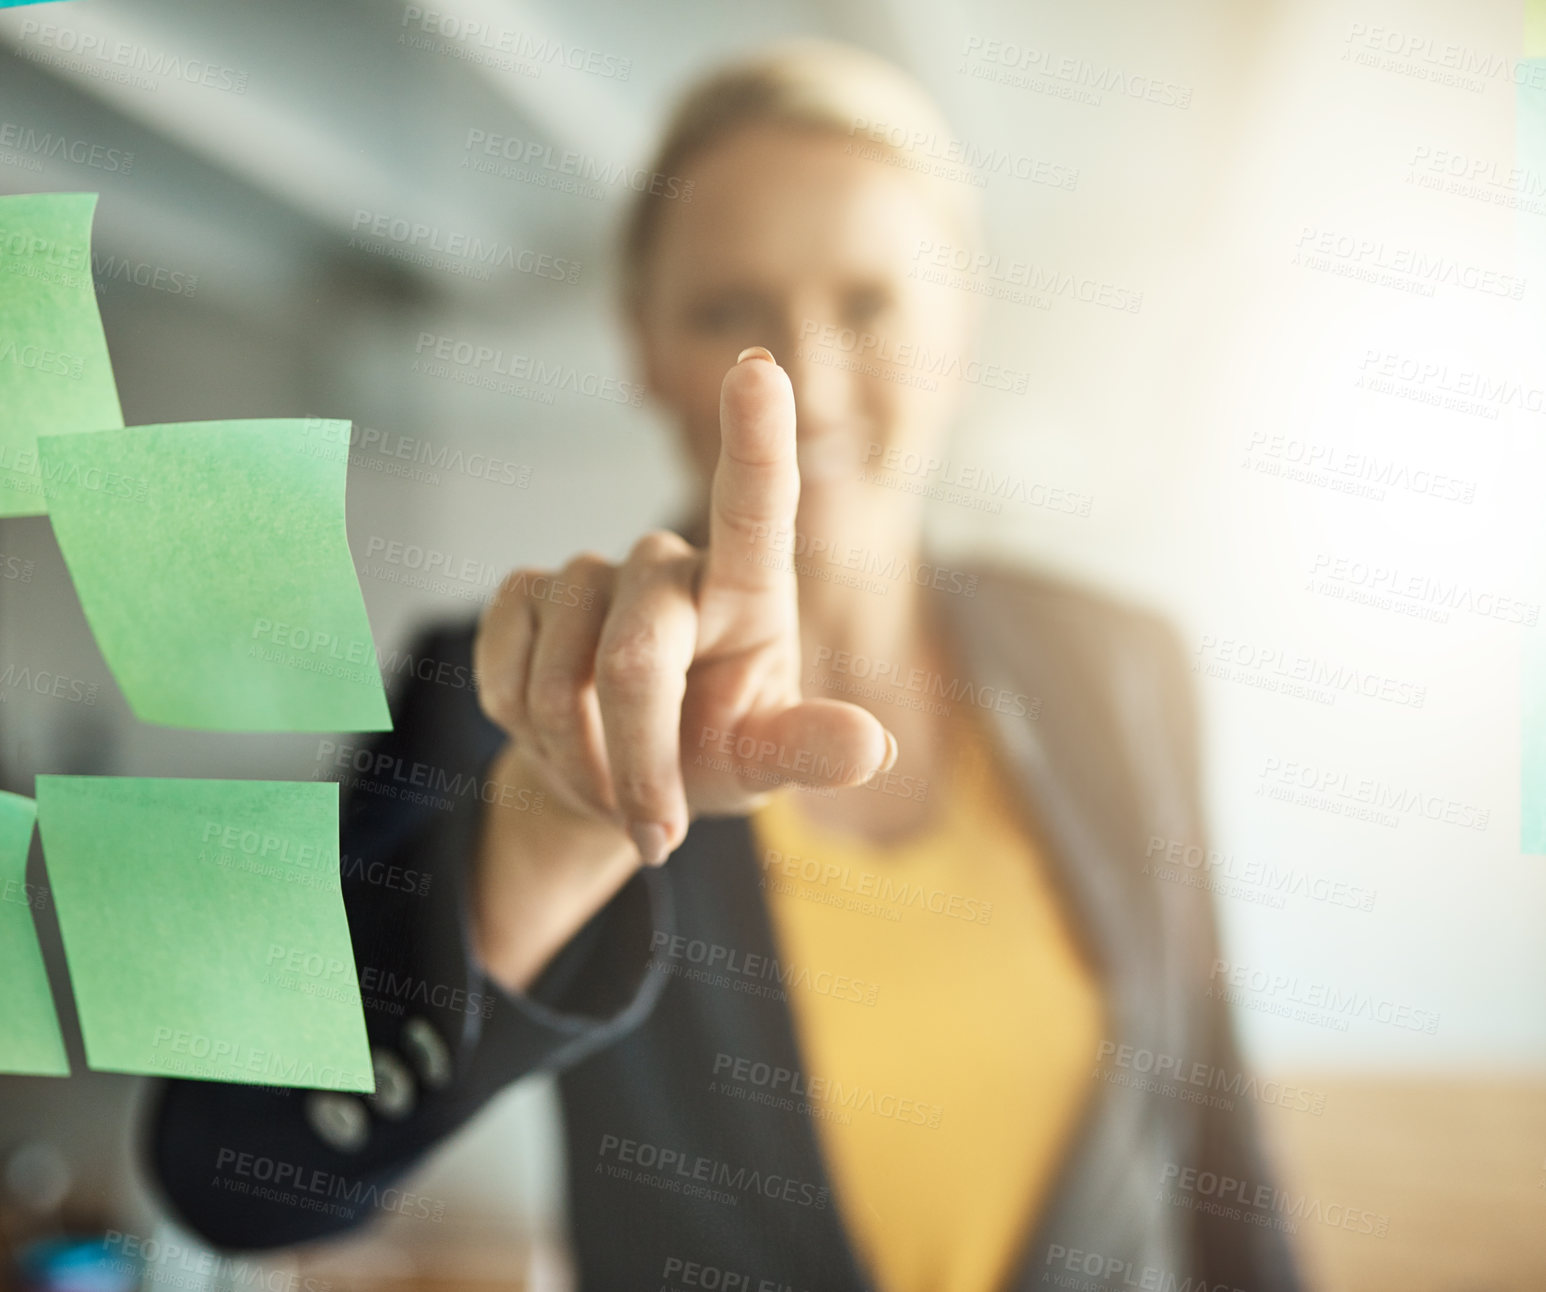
top-left (561, 552), bottom-right (613, 601)
top-left (476, 677), bottom-right (521, 730)
top-left (718, 495), bottom-right (789, 545)
top-left (596, 630), bottom-right (665, 694)
top-left (629, 528), bottom-right (690, 566)
top-left (563, 551), bottom-right (611, 578)
top-left (492, 566), bottom-right (542, 611)
top-left (612, 769), bottom-right (664, 815)
top-left (526, 674), bottom-right (582, 732)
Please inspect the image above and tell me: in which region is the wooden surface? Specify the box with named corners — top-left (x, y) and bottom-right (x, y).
top-left (283, 1078), bottom-right (1546, 1292)
top-left (1257, 1076), bottom-right (1546, 1292)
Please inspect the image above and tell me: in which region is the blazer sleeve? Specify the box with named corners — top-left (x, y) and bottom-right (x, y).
top-left (1139, 613), bottom-right (1306, 1292)
top-left (146, 622), bottom-right (676, 1251)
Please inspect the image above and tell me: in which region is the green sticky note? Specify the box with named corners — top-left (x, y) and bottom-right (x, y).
top-left (1529, 3), bottom-right (1546, 58)
top-left (0, 792), bottom-right (69, 1076)
top-left (1525, 630), bottom-right (1546, 851)
top-left (1520, 75), bottom-right (1546, 851)
top-left (37, 418), bottom-right (391, 732)
top-left (35, 776), bottom-right (373, 1090)
top-left (0, 193), bottom-right (124, 518)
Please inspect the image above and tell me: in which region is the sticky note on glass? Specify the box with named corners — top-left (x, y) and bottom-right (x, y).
top-left (35, 776), bottom-right (373, 1090)
top-left (0, 193), bottom-right (124, 518)
top-left (37, 418), bottom-right (391, 732)
top-left (1525, 633), bottom-right (1546, 852)
top-left (1519, 67), bottom-right (1546, 849)
top-left (0, 792), bottom-right (69, 1076)
top-left (1528, 1), bottom-right (1546, 58)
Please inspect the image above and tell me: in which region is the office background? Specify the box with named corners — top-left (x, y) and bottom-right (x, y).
top-left (0, 0), bottom-right (1541, 1287)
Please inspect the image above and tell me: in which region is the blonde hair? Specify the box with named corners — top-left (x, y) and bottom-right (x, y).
top-left (620, 38), bottom-right (981, 318)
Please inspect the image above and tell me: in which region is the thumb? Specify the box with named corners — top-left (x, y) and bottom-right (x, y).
top-left (731, 699), bottom-right (897, 792)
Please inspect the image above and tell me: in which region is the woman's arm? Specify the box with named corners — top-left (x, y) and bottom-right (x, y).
top-left (146, 623), bottom-right (675, 1251)
top-left (147, 354), bottom-right (894, 1250)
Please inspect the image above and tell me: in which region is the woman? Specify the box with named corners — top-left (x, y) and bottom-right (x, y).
top-left (152, 39), bottom-right (1303, 1292)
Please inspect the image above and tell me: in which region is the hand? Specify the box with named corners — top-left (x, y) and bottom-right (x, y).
top-left (472, 346), bottom-right (897, 865)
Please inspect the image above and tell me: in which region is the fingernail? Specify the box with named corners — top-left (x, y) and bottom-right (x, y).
top-left (736, 345), bottom-right (775, 365)
top-left (629, 821), bottom-right (672, 866)
top-left (877, 728), bottom-right (899, 774)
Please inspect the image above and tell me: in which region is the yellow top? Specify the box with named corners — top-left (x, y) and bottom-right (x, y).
top-left (751, 710), bottom-right (1105, 1292)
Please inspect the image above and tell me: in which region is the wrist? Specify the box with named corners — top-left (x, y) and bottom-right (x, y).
top-left (470, 742), bottom-right (641, 995)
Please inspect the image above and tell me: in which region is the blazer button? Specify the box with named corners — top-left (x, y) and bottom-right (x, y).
top-left (368, 1048), bottom-right (417, 1121)
top-left (400, 1016), bottom-right (452, 1090)
top-left (304, 1092), bottom-right (369, 1153)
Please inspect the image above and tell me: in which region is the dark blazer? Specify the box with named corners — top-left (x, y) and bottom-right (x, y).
top-left (148, 562), bottom-right (1305, 1292)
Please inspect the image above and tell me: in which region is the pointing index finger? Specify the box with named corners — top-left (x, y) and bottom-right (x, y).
top-left (700, 347), bottom-right (801, 646)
